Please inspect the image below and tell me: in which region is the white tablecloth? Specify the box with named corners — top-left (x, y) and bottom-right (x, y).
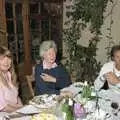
top-left (0, 112), bottom-right (32, 120)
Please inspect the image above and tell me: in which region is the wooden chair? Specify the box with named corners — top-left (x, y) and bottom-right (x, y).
top-left (25, 75), bottom-right (35, 97)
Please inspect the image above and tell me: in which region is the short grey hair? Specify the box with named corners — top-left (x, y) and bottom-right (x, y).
top-left (39, 40), bottom-right (57, 58)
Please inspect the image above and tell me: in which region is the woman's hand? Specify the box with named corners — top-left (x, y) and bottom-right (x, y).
top-left (7, 97), bottom-right (23, 108)
top-left (105, 72), bottom-right (120, 85)
top-left (40, 73), bottom-right (56, 83)
top-left (3, 100), bottom-right (23, 113)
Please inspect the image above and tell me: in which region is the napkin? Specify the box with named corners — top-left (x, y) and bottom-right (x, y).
top-left (61, 85), bottom-right (81, 96)
top-left (16, 105), bottom-right (41, 114)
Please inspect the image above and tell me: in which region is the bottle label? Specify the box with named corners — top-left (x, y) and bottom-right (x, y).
top-left (69, 98), bottom-right (73, 106)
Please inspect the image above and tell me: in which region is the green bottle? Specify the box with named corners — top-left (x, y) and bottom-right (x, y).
top-left (62, 98), bottom-right (74, 120)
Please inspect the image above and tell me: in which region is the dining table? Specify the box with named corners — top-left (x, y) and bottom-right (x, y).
top-left (0, 82), bottom-right (119, 120)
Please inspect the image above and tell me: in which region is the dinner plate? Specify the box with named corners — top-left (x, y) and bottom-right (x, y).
top-left (29, 94), bottom-right (57, 109)
top-left (16, 105), bottom-right (41, 114)
top-left (32, 113), bottom-right (57, 120)
top-left (30, 100), bottom-right (57, 109)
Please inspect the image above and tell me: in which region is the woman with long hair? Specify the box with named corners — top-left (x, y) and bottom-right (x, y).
top-left (0, 46), bottom-right (23, 112)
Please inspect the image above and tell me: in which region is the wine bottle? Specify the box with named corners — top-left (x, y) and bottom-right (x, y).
top-left (62, 97), bottom-right (74, 120)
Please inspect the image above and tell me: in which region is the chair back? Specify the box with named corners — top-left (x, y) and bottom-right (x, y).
top-left (26, 75), bottom-right (35, 97)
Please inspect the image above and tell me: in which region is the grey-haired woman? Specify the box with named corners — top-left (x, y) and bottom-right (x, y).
top-left (35, 40), bottom-right (72, 95)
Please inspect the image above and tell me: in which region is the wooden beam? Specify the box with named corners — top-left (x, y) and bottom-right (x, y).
top-left (22, 0), bottom-right (32, 75)
top-left (0, 0), bottom-right (8, 47)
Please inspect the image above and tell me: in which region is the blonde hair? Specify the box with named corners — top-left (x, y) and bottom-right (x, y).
top-left (39, 40), bottom-right (57, 58)
top-left (0, 46), bottom-right (17, 88)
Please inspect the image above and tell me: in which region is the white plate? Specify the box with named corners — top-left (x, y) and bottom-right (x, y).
top-left (29, 94), bottom-right (57, 109)
top-left (16, 105), bottom-right (41, 114)
top-left (30, 100), bottom-right (57, 109)
top-left (33, 113), bottom-right (57, 120)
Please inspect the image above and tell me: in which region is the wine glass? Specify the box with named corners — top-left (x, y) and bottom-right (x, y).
top-left (111, 102), bottom-right (119, 116)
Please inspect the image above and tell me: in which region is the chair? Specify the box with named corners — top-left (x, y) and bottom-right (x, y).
top-left (25, 75), bottom-right (35, 97)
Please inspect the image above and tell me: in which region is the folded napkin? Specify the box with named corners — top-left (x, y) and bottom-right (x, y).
top-left (16, 105), bottom-right (40, 115)
top-left (61, 84), bottom-right (82, 96)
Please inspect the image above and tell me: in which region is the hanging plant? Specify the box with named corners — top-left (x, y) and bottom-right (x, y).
top-left (105, 0), bottom-right (118, 61)
top-left (63, 0), bottom-right (113, 83)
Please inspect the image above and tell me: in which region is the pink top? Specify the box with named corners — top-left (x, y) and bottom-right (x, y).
top-left (0, 72), bottom-right (18, 111)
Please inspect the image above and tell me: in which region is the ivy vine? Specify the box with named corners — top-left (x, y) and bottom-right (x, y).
top-left (105, 0), bottom-right (118, 61)
top-left (63, 0), bottom-right (113, 83)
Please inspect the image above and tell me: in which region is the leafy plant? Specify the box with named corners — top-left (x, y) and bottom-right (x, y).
top-left (63, 0), bottom-right (112, 83)
top-left (105, 0), bottom-right (118, 61)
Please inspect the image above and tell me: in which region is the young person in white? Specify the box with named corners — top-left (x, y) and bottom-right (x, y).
top-left (94, 45), bottom-right (120, 119)
top-left (95, 61), bottom-right (120, 91)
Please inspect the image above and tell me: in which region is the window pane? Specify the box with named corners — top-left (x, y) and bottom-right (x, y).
top-left (8, 35), bottom-right (16, 63)
top-left (18, 35), bottom-right (24, 63)
top-left (7, 20), bottom-right (14, 34)
top-left (30, 18), bottom-right (39, 29)
top-left (30, 3), bottom-right (39, 14)
top-left (15, 3), bottom-right (22, 18)
top-left (41, 20), bottom-right (49, 40)
top-left (17, 20), bottom-right (23, 34)
top-left (5, 3), bottom-right (13, 18)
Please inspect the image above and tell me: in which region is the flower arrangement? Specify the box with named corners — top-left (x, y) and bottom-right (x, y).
top-left (81, 81), bottom-right (96, 100)
top-left (75, 81), bottom-right (96, 105)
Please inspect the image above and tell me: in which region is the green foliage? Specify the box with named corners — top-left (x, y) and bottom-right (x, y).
top-left (81, 85), bottom-right (92, 98)
top-left (63, 0), bottom-right (112, 83)
top-left (105, 0), bottom-right (116, 61)
top-left (67, 0), bottom-right (109, 33)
